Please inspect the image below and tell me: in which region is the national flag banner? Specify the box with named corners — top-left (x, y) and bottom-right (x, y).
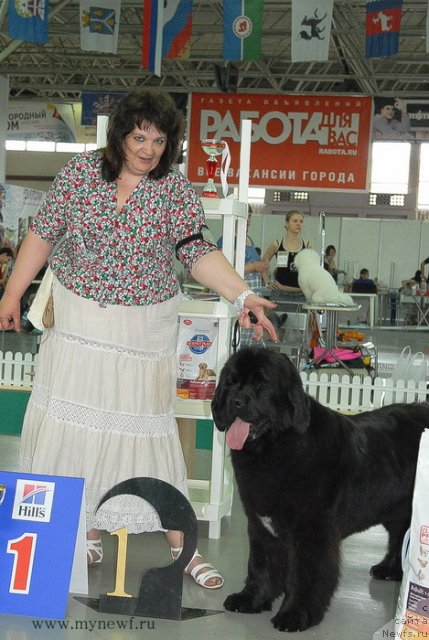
top-left (291, 0), bottom-right (334, 62)
top-left (8, 0), bottom-right (50, 44)
top-left (163, 0), bottom-right (193, 59)
top-left (223, 0), bottom-right (263, 61)
top-left (80, 0), bottom-right (121, 54)
top-left (142, 0), bottom-right (163, 76)
top-left (365, 0), bottom-right (403, 58)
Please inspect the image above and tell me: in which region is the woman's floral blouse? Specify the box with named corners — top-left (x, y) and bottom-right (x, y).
top-left (31, 151), bottom-right (217, 307)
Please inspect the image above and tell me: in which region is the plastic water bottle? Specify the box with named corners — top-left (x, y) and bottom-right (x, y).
top-left (420, 280), bottom-right (427, 296)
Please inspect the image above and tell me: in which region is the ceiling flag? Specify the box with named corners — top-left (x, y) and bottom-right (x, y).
top-left (80, 0), bottom-right (121, 54)
top-left (223, 0), bottom-right (264, 61)
top-left (141, 0), bottom-right (163, 76)
top-left (163, 0), bottom-right (193, 60)
top-left (8, 0), bottom-right (50, 44)
top-left (365, 0), bottom-right (403, 58)
top-left (291, 0), bottom-right (334, 63)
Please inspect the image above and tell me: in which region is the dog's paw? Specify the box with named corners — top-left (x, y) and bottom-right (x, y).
top-left (370, 562), bottom-right (403, 581)
top-left (271, 607), bottom-right (324, 633)
top-left (271, 608), bottom-right (316, 633)
top-left (224, 592), bottom-right (271, 614)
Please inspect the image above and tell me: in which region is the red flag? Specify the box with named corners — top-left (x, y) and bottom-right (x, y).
top-left (365, 0), bottom-right (403, 58)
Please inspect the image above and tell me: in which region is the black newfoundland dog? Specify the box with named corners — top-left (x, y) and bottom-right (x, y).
top-left (211, 347), bottom-right (428, 633)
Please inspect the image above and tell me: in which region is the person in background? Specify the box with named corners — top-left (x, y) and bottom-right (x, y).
top-left (0, 247), bottom-right (13, 298)
top-left (373, 98), bottom-right (413, 140)
top-left (419, 257), bottom-right (429, 281)
top-left (323, 245), bottom-right (346, 283)
top-left (261, 210), bottom-right (309, 298)
top-left (217, 206), bottom-right (269, 347)
top-left (352, 268), bottom-right (378, 293)
top-left (0, 88), bottom-right (277, 588)
top-left (401, 270), bottom-right (423, 289)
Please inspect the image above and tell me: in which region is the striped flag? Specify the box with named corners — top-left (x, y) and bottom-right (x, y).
top-left (8, 0), bottom-right (50, 44)
top-left (223, 0), bottom-right (263, 61)
top-left (142, 0), bottom-right (163, 75)
top-left (80, 0), bottom-right (121, 54)
top-left (163, 0), bottom-right (193, 59)
top-left (365, 0), bottom-right (403, 58)
top-left (291, 0), bottom-right (334, 63)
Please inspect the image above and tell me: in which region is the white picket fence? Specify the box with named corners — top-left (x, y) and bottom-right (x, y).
top-left (0, 350), bottom-right (38, 389)
top-left (300, 371), bottom-right (429, 413)
top-left (1, 350), bottom-right (428, 414)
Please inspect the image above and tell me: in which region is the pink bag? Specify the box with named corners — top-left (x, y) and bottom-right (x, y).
top-left (313, 347), bottom-right (362, 364)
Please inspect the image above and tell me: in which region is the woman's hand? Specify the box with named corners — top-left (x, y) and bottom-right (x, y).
top-left (253, 260), bottom-right (270, 273)
top-left (239, 294), bottom-right (278, 342)
top-left (269, 280), bottom-right (280, 291)
top-left (0, 293), bottom-right (21, 332)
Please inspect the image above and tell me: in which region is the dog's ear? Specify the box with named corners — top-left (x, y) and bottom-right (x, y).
top-left (288, 388), bottom-right (311, 434)
top-left (211, 378), bottom-right (227, 431)
top-left (278, 353), bottom-right (311, 434)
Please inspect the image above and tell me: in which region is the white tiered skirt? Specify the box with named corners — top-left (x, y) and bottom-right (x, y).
top-left (20, 278), bottom-right (187, 533)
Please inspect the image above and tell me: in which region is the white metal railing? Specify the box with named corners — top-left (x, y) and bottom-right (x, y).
top-left (0, 351), bottom-right (38, 389)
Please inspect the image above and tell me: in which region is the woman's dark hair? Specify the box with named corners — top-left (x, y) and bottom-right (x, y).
top-left (101, 89), bottom-right (185, 181)
top-left (414, 270), bottom-right (422, 283)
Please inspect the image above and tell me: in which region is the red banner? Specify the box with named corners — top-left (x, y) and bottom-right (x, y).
top-left (187, 93), bottom-right (373, 191)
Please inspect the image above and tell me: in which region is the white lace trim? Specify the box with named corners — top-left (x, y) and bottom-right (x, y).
top-left (52, 328), bottom-right (174, 361)
top-left (88, 498), bottom-right (165, 534)
top-left (85, 484), bottom-right (188, 533)
top-left (29, 383), bottom-right (175, 436)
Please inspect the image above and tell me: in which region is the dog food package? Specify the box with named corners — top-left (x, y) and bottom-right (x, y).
top-left (176, 317), bottom-right (219, 401)
top-left (395, 429), bottom-right (429, 637)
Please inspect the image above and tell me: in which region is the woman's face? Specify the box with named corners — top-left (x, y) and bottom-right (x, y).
top-left (285, 214), bottom-right (304, 234)
top-left (123, 124), bottom-right (167, 176)
top-left (380, 105), bottom-right (395, 120)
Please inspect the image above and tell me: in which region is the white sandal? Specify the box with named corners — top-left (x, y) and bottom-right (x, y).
top-left (87, 538), bottom-right (103, 566)
top-left (171, 547), bottom-right (224, 590)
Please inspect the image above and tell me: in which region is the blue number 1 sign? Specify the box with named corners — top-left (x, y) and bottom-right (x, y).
top-left (0, 471), bottom-right (86, 619)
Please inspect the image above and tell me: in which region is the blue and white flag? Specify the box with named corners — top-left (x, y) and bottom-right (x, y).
top-left (291, 0), bottom-right (334, 62)
top-left (8, 0), bottom-right (50, 44)
top-left (80, 0), bottom-right (121, 54)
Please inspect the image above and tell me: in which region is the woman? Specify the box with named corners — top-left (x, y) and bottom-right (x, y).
top-left (323, 245), bottom-right (346, 283)
top-left (261, 210), bottom-right (308, 296)
top-left (0, 89), bottom-right (277, 588)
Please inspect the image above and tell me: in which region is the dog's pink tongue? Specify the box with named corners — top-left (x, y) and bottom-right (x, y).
top-left (226, 418), bottom-right (250, 450)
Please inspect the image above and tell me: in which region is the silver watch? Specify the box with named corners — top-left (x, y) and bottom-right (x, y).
top-left (233, 289), bottom-right (255, 312)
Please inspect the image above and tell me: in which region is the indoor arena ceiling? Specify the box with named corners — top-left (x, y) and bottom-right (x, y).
top-left (1, 0), bottom-right (429, 101)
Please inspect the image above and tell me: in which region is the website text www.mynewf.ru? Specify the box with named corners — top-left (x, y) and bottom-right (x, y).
top-left (31, 618), bottom-right (156, 631)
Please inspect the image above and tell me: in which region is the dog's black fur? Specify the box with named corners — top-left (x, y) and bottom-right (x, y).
top-left (211, 348), bottom-right (428, 633)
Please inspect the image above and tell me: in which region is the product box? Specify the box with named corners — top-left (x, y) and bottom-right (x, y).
top-left (176, 317), bottom-right (219, 401)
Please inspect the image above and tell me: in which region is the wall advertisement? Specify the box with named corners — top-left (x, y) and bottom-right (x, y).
top-left (187, 93), bottom-right (373, 191)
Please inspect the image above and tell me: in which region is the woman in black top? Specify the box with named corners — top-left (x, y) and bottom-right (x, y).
top-left (262, 210), bottom-right (308, 294)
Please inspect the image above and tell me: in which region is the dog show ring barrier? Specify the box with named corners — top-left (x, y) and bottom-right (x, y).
top-left (300, 370), bottom-right (428, 413)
